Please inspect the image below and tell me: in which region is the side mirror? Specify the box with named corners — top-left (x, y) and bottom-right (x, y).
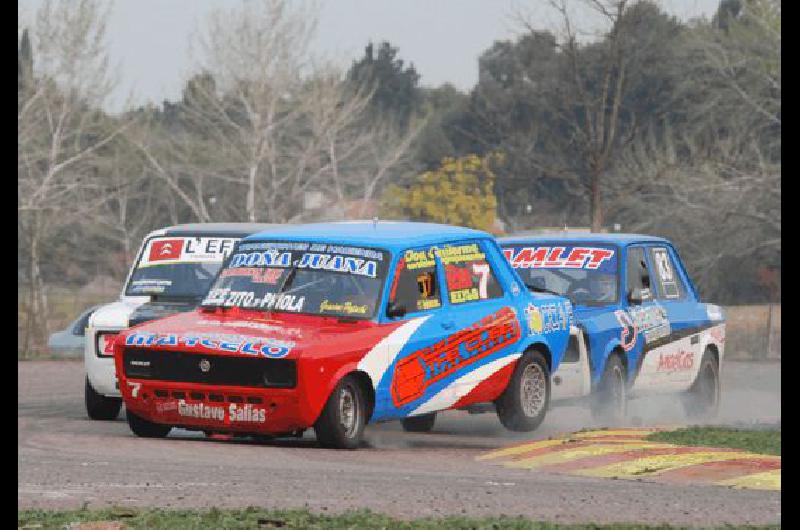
top-left (627, 287), bottom-right (651, 305)
top-left (386, 302), bottom-right (407, 319)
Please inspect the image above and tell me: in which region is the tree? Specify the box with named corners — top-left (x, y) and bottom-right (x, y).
top-left (381, 153), bottom-right (501, 232)
top-left (131, 1), bottom-right (423, 225)
top-left (18, 0), bottom-right (127, 354)
top-left (347, 41), bottom-right (421, 129)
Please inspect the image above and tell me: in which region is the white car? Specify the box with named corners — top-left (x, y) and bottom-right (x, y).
top-left (84, 223), bottom-right (276, 420)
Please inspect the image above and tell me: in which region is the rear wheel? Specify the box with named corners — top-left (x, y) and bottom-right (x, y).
top-left (401, 413), bottom-right (436, 432)
top-left (683, 349), bottom-right (720, 419)
top-left (126, 410), bottom-right (171, 438)
top-left (495, 351), bottom-right (550, 432)
top-left (85, 377), bottom-right (122, 421)
top-left (591, 354), bottom-right (627, 423)
top-left (314, 375), bottom-right (366, 449)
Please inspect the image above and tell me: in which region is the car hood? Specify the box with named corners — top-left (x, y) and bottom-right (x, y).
top-left (118, 308), bottom-right (402, 361)
top-left (89, 297), bottom-right (150, 330)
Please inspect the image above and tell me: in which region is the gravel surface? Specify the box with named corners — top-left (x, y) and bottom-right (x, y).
top-left (18, 360), bottom-right (780, 525)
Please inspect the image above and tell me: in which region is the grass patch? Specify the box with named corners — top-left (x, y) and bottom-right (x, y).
top-left (18, 507), bottom-right (765, 530)
top-left (646, 426), bottom-right (780, 455)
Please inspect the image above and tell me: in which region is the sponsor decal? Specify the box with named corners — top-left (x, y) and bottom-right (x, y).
top-left (156, 401), bottom-right (178, 413)
top-left (652, 248), bottom-right (680, 299)
top-left (404, 249), bottom-right (437, 270)
top-left (125, 332), bottom-right (294, 358)
top-left (437, 243), bottom-right (486, 265)
top-left (319, 299), bottom-right (369, 315)
top-left (149, 239), bottom-right (184, 262)
top-left (129, 279), bottom-right (171, 293)
top-left (525, 304), bottom-right (543, 334)
top-left (171, 399), bottom-right (267, 423)
top-left (178, 400), bottom-right (225, 420)
top-left (202, 289), bottom-right (306, 312)
top-left (141, 237), bottom-right (238, 266)
top-left (391, 307), bottom-right (521, 407)
top-left (524, 301), bottom-right (572, 336)
top-left (614, 303), bottom-right (671, 350)
top-left (220, 267), bottom-right (283, 284)
top-left (504, 246), bottom-right (615, 270)
top-left (98, 333), bottom-right (117, 356)
top-left (227, 249), bottom-right (378, 278)
top-left (657, 350), bottom-right (694, 372)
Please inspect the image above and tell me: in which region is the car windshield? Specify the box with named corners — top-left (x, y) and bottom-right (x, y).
top-left (502, 243), bottom-right (618, 306)
top-left (125, 236), bottom-right (239, 299)
top-left (201, 241), bottom-right (390, 319)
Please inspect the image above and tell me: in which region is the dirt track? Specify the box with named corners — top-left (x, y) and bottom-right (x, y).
top-left (18, 360), bottom-right (780, 525)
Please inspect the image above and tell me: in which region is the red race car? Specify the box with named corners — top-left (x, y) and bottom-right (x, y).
top-left (115, 222), bottom-right (573, 448)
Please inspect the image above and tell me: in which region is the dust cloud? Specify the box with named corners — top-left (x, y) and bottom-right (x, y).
top-left (363, 360), bottom-right (780, 449)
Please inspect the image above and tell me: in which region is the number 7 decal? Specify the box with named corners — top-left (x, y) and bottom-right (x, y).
top-left (472, 263), bottom-right (490, 299)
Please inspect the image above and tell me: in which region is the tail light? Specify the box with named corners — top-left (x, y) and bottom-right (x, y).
top-left (96, 332), bottom-right (118, 357)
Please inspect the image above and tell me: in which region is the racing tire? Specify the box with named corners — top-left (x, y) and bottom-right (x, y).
top-left (85, 377), bottom-right (122, 421)
top-left (495, 351), bottom-right (550, 432)
top-left (401, 413), bottom-right (436, 432)
top-left (314, 375), bottom-right (366, 449)
top-left (126, 410), bottom-right (172, 438)
top-left (682, 348), bottom-right (720, 419)
top-left (590, 354), bottom-right (627, 424)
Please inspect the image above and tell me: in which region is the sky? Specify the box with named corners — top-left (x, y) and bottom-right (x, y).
top-left (20, 0), bottom-right (722, 113)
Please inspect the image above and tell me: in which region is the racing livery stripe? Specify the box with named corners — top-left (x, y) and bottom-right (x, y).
top-left (357, 316), bottom-right (430, 389)
top-left (409, 353), bottom-right (521, 416)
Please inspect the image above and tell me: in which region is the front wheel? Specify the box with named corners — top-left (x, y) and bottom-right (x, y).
top-left (401, 413), bottom-right (436, 432)
top-left (85, 377), bottom-right (122, 421)
top-left (590, 354), bottom-right (627, 423)
top-left (682, 349), bottom-right (720, 419)
top-left (314, 375), bottom-right (367, 449)
top-left (126, 410), bottom-right (171, 438)
top-left (495, 351), bottom-right (550, 432)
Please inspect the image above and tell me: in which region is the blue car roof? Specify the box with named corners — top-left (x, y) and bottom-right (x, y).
top-left (245, 221), bottom-right (492, 251)
top-left (500, 232), bottom-right (671, 247)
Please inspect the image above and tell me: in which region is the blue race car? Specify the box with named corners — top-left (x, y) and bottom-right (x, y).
top-left (500, 233), bottom-right (726, 421)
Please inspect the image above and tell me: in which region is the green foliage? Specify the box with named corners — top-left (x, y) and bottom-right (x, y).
top-left (17, 507), bottom-right (724, 529)
top-left (647, 427), bottom-right (781, 456)
top-left (347, 41), bottom-right (421, 128)
top-left (382, 153), bottom-right (501, 232)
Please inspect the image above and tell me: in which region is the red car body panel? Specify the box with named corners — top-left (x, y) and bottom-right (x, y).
top-left (115, 308), bottom-right (404, 434)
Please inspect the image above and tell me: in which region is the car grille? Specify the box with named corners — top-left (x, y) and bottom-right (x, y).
top-left (122, 348), bottom-right (296, 388)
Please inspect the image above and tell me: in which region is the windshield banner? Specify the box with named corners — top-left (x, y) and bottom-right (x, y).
top-left (139, 237), bottom-right (239, 267)
top-left (503, 246), bottom-right (616, 273)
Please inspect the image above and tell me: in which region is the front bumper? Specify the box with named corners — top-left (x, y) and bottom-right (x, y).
top-left (122, 380), bottom-right (307, 435)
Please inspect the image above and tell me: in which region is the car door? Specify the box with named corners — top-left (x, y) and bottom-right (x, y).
top-left (371, 244), bottom-right (451, 420)
top-left (420, 239), bottom-right (523, 413)
top-left (643, 244), bottom-right (705, 388)
top-left (620, 245), bottom-right (673, 394)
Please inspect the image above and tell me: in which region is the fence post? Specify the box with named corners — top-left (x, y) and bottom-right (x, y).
top-left (765, 303), bottom-right (773, 359)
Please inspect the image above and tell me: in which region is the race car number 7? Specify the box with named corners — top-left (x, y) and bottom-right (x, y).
top-left (472, 263), bottom-right (490, 299)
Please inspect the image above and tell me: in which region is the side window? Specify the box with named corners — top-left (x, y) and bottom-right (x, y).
top-left (626, 247), bottom-right (653, 301)
top-left (649, 247), bottom-right (686, 300)
top-left (388, 247), bottom-right (442, 314)
top-left (440, 241), bottom-right (504, 305)
top-left (72, 308), bottom-right (95, 336)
